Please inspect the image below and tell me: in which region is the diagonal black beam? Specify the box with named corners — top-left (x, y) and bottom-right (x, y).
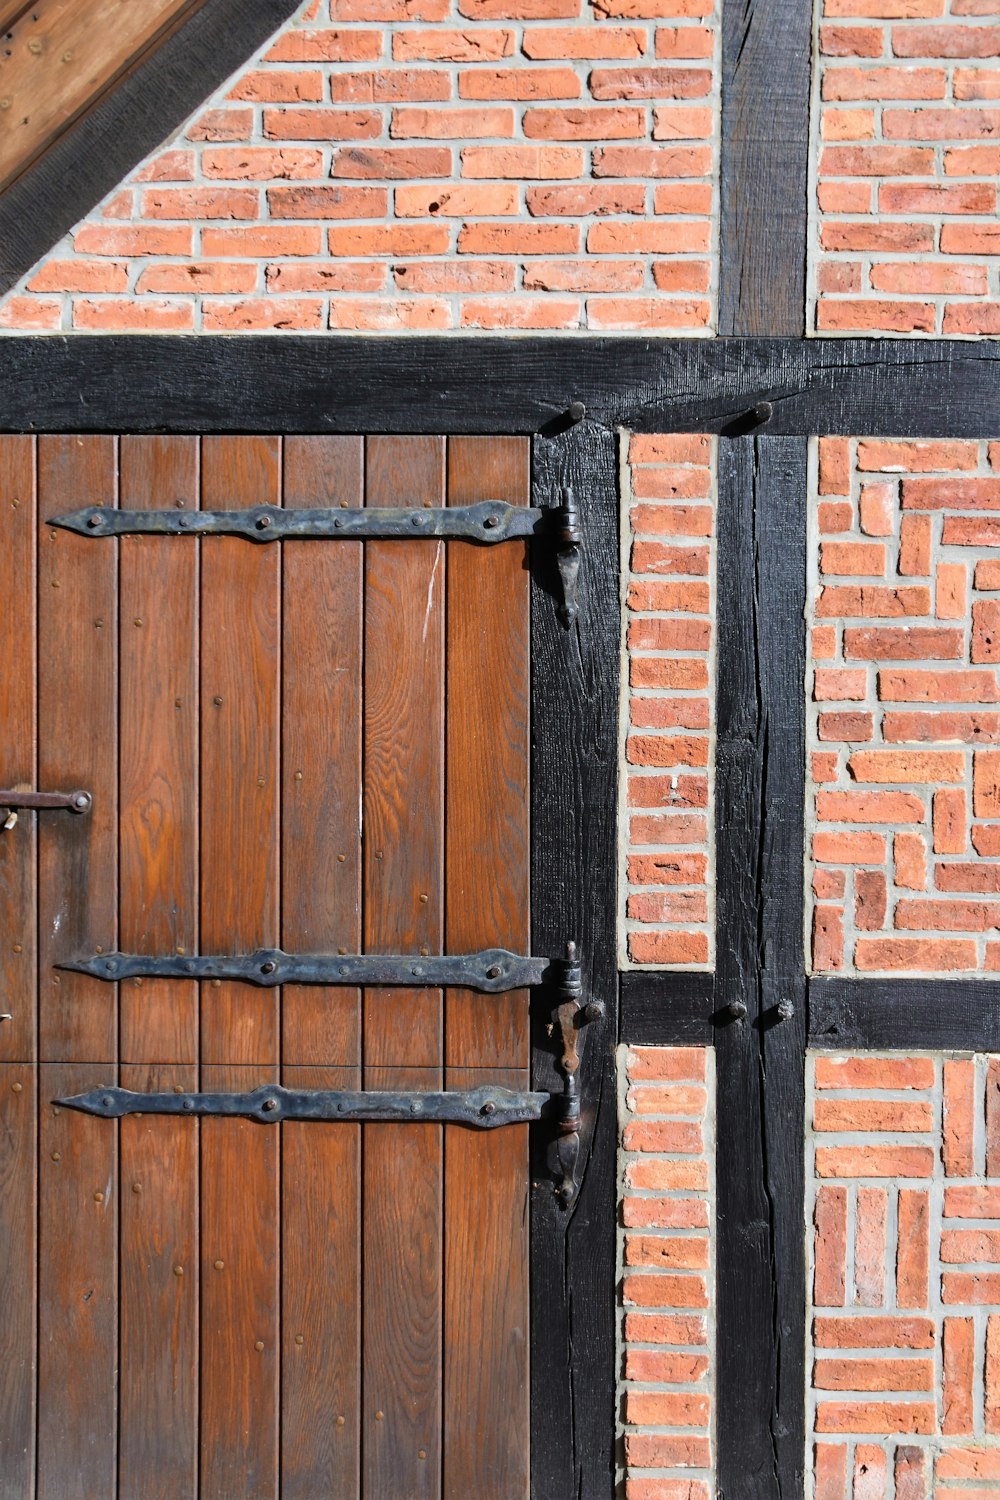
top-left (715, 434), bottom-right (808, 1500)
top-left (0, 0), bottom-right (303, 297)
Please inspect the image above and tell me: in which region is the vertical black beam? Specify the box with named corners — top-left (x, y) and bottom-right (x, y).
top-left (530, 422), bottom-right (620, 1500)
top-left (715, 435), bottom-right (808, 1500)
top-left (719, 0), bottom-right (812, 335)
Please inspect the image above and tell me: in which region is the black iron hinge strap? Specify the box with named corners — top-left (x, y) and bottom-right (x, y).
top-left (60, 946), bottom-right (554, 992)
top-left (55, 1083), bottom-right (548, 1129)
top-left (49, 490), bottom-right (583, 627)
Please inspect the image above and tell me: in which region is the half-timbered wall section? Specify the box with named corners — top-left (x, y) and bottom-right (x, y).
top-left (0, 0), bottom-right (722, 333)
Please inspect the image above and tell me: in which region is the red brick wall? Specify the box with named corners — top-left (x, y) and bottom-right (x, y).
top-left (619, 1045), bottom-right (715, 1500)
top-left (621, 434), bottom-right (715, 968)
top-left (808, 1050), bottom-right (1000, 1495)
top-left (809, 436), bottom-right (1000, 976)
top-left (0, 0), bottom-right (720, 334)
top-left (812, 0), bottom-right (1000, 337)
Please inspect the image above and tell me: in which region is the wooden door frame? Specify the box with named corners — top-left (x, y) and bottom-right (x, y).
top-left (2, 334), bottom-right (998, 1498)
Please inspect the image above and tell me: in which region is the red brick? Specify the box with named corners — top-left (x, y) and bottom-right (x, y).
top-left (816, 790), bottom-right (926, 823)
top-left (188, 108), bottom-right (253, 141)
top-left (989, 1315), bottom-right (1000, 1432)
top-left (859, 483), bottom-right (894, 536)
top-left (623, 1119), bottom-right (702, 1153)
top-left (327, 297), bottom-right (451, 330)
top-left (625, 1435), bottom-right (711, 1469)
top-left (268, 185), bottom-right (388, 218)
top-left (824, 66), bottom-right (947, 99)
top-left (883, 711), bottom-right (1000, 742)
top-left (988, 1058), bottom-right (1000, 1177)
top-left (462, 145), bottom-right (583, 178)
top-left (870, 263), bottom-right (989, 294)
top-left (814, 905), bottom-right (846, 971)
top-left (459, 65), bottom-right (582, 99)
top-left (457, 222), bottom-right (580, 254)
top-left (854, 938), bottom-right (976, 970)
top-left (943, 516), bottom-right (1000, 546)
top-left (818, 712), bottom-right (874, 741)
top-left (893, 23), bottom-right (1000, 55)
top-left (854, 1186), bottom-right (888, 1306)
top-left (934, 789), bottom-right (968, 855)
top-left (392, 261), bottom-right (512, 293)
top-left (879, 669), bottom-right (1000, 702)
top-left (815, 1185), bottom-right (848, 1306)
top-left (898, 513), bottom-right (932, 576)
top-left (814, 830), bottom-right (886, 863)
top-left (814, 1444), bottom-right (848, 1500)
top-left (812, 1315), bottom-right (935, 1348)
top-left (817, 300), bottom-right (935, 334)
top-left (817, 1145), bottom-right (935, 1177)
top-left (528, 184), bottom-right (646, 216)
top-left (624, 1348), bottom-right (709, 1382)
top-left (894, 833), bottom-right (928, 890)
top-left (820, 23), bottom-right (885, 54)
top-left (73, 225), bottom-right (194, 257)
top-left (623, 1312), bottom-right (707, 1345)
top-left (72, 299), bottom-right (194, 331)
top-left (263, 108), bottom-right (382, 139)
top-left (331, 146), bottom-right (453, 177)
top-left (943, 1318), bottom-right (975, 1434)
top-left (327, 223), bottom-right (450, 256)
top-left (895, 1448), bottom-right (928, 1500)
top-left (523, 25), bottom-right (645, 56)
top-left (523, 106), bottom-right (647, 139)
top-left (203, 298), bottom-right (325, 331)
top-left (228, 68), bottom-right (326, 102)
top-left (975, 750), bottom-right (1000, 817)
top-left (816, 587), bottom-right (932, 618)
top-left (625, 1233), bottom-right (709, 1270)
top-left (27, 260), bottom-right (128, 294)
top-left (815, 668), bottom-right (869, 701)
top-left (814, 1357), bottom-right (932, 1391)
top-left (843, 626), bottom-right (961, 659)
top-left (943, 1272), bottom-right (1000, 1303)
top-left (593, 145), bottom-right (713, 177)
top-left (821, 541), bottom-right (887, 576)
top-left (814, 1402), bottom-right (935, 1435)
top-left (622, 1273), bottom-right (709, 1309)
top-left (391, 105), bottom-right (514, 136)
top-left (897, 1190), bottom-right (930, 1307)
top-left (976, 559), bottom-right (1000, 589)
top-left (203, 146), bottom-right (326, 179)
top-left (814, 1099), bottom-right (932, 1132)
top-left (625, 1391), bottom-right (710, 1427)
top-left (136, 262), bottom-right (260, 295)
top-left (268, 28), bottom-right (384, 61)
top-left (267, 264), bottom-right (387, 293)
top-left (848, 748), bottom-right (964, 783)
top-left (623, 1197), bottom-right (709, 1229)
top-left (203, 225), bottom-right (324, 257)
top-left (819, 145), bottom-right (935, 175)
top-left (819, 502), bottom-right (854, 534)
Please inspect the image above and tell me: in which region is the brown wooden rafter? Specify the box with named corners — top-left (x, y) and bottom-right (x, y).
top-left (0, 0), bottom-right (303, 294)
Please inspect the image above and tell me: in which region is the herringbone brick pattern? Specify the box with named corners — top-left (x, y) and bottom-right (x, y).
top-left (808, 436), bottom-right (1000, 976)
top-left (620, 1046), bottom-right (715, 1500)
top-left (808, 1051), bottom-right (1000, 1497)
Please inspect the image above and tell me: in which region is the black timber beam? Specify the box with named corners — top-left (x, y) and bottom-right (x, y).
top-left (809, 979), bottom-right (1000, 1051)
top-left (618, 971), bottom-right (716, 1046)
top-left (715, 435), bottom-right (807, 1500)
top-left (720, 0), bottom-right (811, 335)
top-left (0, 337), bottom-right (999, 436)
top-left (530, 421), bottom-right (620, 1500)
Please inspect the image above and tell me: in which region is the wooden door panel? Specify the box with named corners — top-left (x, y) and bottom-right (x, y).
top-left (1, 434), bottom-right (533, 1500)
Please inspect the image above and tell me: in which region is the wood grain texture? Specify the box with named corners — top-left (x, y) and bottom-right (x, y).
top-left (281, 436), bottom-right (363, 1069)
top-left (719, 0), bottom-right (811, 334)
top-left (445, 436), bottom-right (531, 1498)
top-left (199, 1063), bottom-right (279, 1500)
top-left (0, 1063), bottom-right (36, 1499)
top-left (618, 971), bottom-right (716, 1046)
top-left (0, 436), bottom-right (36, 1065)
top-left (446, 437), bottom-right (530, 1071)
top-left (363, 435), bottom-right (445, 1069)
top-left (364, 1066), bottom-right (442, 1500)
top-left (0, 0), bottom-right (305, 294)
top-left (280, 1064), bottom-right (360, 1500)
top-left (714, 435), bottom-right (807, 1500)
top-left (118, 1062), bottom-right (198, 1500)
top-left (37, 436), bottom-right (118, 1062)
top-left (119, 437), bottom-right (199, 1065)
top-left (809, 979), bottom-right (1000, 1051)
top-left (200, 437), bottom-right (280, 1067)
top-left (11, 339), bottom-right (1000, 439)
top-left (0, 0), bottom-right (203, 191)
top-left (444, 1067), bottom-right (529, 1500)
top-left (363, 436), bottom-right (446, 1500)
top-left (37, 1062), bottom-right (117, 1500)
top-left (530, 425), bottom-right (620, 1500)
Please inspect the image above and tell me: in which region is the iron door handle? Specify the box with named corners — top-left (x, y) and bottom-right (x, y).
top-left (0, 789), bottom-right (92, 830)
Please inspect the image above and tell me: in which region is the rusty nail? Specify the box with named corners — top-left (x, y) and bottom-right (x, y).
top-left (418, 1450), bottom-right (427, 1461)
top-left (294, 771), bottom-right (303, 781)
top-left (486, 964), bottom-right (502, 979)
top-left (419, 893), bottom-right (428, 904)
top-left (132, 1183), bottom-right (142, 1193)
top-left (12, 944), bottom-right (21, 953)
top-left (94, 1192), bottom-right (103, 1203)
top-left (481, 1101), bottom-right (496, 1116)
top-left (337, 947), bottom-right (346, 956)
top-left (337, 853), bottom-right (346, 862)
top-left (295, 1334), bottom-right (304, 1345)
top-left (134, 618), bottom-right (143, 628)
top-left (375, 1411), bottom-right (384, 1422)
top-left (51, 1152), bottom-right (60, 1162)
top-left (336, 1416), bottom-right (345, 1427)
top-left (261, 960), bottom-right (276, 975)
top-left (134, 978), bottom-right (143, 987)
top-left (213, 696), bottom-right (223, 707)
top-left (212, 978), bottom-right (221, 988)
top-left (11, 1082), bottom-right (22, 1093)
top-left (214, 1260), bottom-right (224, 1270)
top-left (87, 513), bottom-right (101, 528)
top-left (173, 1085), bottom-right (184, 1094)
top-left (174, 1266), bottom-right (183, 1276)
top-left (254, 1340), bottom-right (264, 1351)
top-left (175, 945), bottom-right (185, 955)
top-left (256, 515), bottom-right (271, 530)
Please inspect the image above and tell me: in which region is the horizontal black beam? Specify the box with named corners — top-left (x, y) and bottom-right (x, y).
top-left (2, 337), bottom-right (1000, 437)
top-left (810, 978), bottom-right (1000, 1051)
top-left (618, 971), bottom-right (716, 1046)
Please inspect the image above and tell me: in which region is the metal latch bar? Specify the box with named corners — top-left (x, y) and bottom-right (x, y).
top-left (60, 946), bottom-right (552, 992)
top-left (52, 500), bottom-right (542, 544)
top-left (50, 488), bottom-right (583, 627)
top-left (0, 789), bottom-right (91, 813)
top-left (55, 1083), bottom-right (548, 1129)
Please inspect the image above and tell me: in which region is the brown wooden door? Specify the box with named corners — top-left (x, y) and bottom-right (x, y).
top-left (0, 433), bottom-right (532, 1500)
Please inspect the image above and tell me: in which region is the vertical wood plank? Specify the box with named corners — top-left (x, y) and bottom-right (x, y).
top-left (37, 436), bottom-right (118, 1063)
top-left (199, 437), bottom-right (281, 1500)
top-left (363, 436), bottom-right (445, 1499)
top-left (199, 435), bottom-right (280, 1068)
top-left (200, 1063), bottom-right (279, 1500)
top-left (281, 436), bottom-right (363, 1069)
top-left (119, 437), bottom-right (199, 1065)
top-left (118, 1062), bottom-right (198, 1500)
top-left (444, 436), bottom-right (531, 1499)
top-left (0, 436), bottom-right (36, 1066)
top-left (0, 1062), bottom-right (36, 1498)
top-left (280, 435), bottom-right (364, 1499)
top-left (280, 1064), bottom-right (360, 1500)
top-left (37, 1062), bottom-right (117, 1500)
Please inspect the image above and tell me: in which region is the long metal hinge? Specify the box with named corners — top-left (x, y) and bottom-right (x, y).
top-left (55, 1083), bottom-right (547, 1128)
top-left (51, 489), bottom-right (583, 626)
top-left (60, 946), bottom-right (553, 991)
